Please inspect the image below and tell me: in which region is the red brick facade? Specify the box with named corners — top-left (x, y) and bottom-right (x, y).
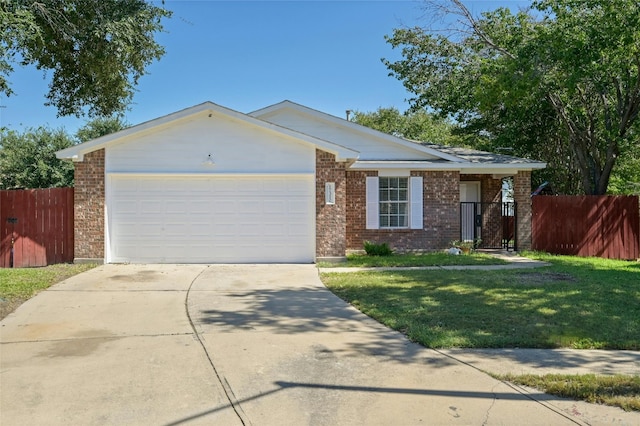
top-left (74, 148), bottom-right (533, 262)
top-left (315, 150), bottom-right (347, 259)
top-left (345, 170), bottom-right (461, 252)
top-left (514, 171), bottom-right (533, 250)
top-left (73, 149), bottom-right (105, 261)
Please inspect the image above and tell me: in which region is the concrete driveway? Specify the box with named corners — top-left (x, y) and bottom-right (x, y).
top-left (1, 264), bottom-right (589, 425)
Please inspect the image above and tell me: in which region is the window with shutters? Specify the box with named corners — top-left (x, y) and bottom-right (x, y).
top-left (366, 175), bottom-right (422, 230)
top-left (379, 177), bottom-right (408, 228)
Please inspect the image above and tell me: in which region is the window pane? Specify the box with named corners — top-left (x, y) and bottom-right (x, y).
top-left (398, 203), bottom-right (407, 215)
top-left (399, 178), bottom-right (408, 189)
top-left (399, 189), bottom-right (408, 201)
top-left (380, 216), bottom-right (389, 227)
top-left (389, 216), bottom-right (398, 227)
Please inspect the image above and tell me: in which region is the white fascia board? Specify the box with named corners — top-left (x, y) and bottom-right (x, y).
top-left (251, 100), bottom-right (466, 163)
top-left (349, 161), bottom-right (547, 173)
top-left (56, 101), bottom-right (359, 162)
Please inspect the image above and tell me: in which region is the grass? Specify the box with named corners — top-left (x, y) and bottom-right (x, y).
top-left (321, 253), bottom-right (640, 349)
top-left (318, 251), bottom-right (507, 268)
top-left (0, 263), bottom-right (97, 319)
top-left (497, 373), bottom-right (640, 412)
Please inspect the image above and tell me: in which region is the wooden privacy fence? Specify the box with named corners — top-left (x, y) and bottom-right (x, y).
top-left (532, 195), bottom-right (639, 260)
top-left (0, 188), bottom-right (74, 267)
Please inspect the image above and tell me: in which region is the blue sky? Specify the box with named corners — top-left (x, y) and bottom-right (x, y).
top-left (0, 1), bottom-right (530, 134)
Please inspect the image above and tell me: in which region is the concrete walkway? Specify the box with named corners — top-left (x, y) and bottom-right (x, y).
top-left (1, 264), bottom-right (638, 425)
top-left (318, 250), bottom-right (551, 273)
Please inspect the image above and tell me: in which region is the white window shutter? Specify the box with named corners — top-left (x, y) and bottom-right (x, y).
top-left (366, 176), bottom-right (379, 229)
top-left (410, 176), bottom-right (423, 229)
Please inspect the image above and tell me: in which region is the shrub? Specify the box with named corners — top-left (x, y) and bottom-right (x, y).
top-left (363, 241), bottom-right (393, 256)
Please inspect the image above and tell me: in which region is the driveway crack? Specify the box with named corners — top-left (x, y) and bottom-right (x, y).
top-left (185, 266), bottom-right (250, 426)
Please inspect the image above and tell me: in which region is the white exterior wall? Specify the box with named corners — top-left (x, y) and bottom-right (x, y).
top-left (255, 109), bottom-right (440, 161)
top-left (106, 111), bottom-right (315, 174)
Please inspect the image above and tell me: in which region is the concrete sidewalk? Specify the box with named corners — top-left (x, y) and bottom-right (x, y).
top-left (1, 263), bottom-right (638, 425)
top-left (318, 250), bottom-right (551, 273)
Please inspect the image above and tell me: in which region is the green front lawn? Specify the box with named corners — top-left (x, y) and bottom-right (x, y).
top-left (321, 254), bottom-right (640, 349)
top-left (319, 252), bottom-right (507, 268)
top-left (0, 263), bottom-right (97, 319)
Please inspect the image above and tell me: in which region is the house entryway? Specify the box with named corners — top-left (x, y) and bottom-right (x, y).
top-left (460, 202), bottom-right (517, 250)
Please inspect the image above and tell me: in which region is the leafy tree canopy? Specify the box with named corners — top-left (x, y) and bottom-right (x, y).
top-left (0, 126), bottom-right (74, 189)
top-left (352, 107), bottom-right (463, 146)
top-left (384, 0), bottom-right (640, 194)
top-left (75, 116), bottom-right (129, 142)
top-left (0, 117), bottom-right (127, 189)
top-left (1, 0), bottom-right (171, 117)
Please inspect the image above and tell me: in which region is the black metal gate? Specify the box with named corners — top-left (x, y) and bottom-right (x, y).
top-left (460, 202), bottom-right (517, 250)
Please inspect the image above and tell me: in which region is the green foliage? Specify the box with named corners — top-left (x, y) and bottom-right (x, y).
top-left (353, 107), bottom-right (462, 146)
top-left (384, 0), bottom-right (640, 195)
top-left (0, 126), bottom-right (75, 189)
top-left (0, 1), bottom-right (171, 117)
top-left (75, 116), bottom-right (129, 142)
top-left (363, 241), bottom-right (393, 256)
top-left (0, 117), bottom-right (125, 189)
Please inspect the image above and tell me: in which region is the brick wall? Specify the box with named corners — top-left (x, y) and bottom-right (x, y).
top-left (74, 149), bottom-right (105, 261)
top-left (345, 170), bottom-right (460, 252)
top-left (315, 150), bottom-right (347, 259)
top-left (513, 171), bottom-right (532, 250)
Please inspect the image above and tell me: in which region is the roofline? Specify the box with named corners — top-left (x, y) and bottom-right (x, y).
top-left (56, 101), bottom-right (359, 162)
top-left (349, 160), bottom-right (547, 172)
top-left (249, 100), bottom-right (467, 163)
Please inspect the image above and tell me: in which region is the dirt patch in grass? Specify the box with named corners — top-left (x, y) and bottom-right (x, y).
top-left (514, 271), bottom-right (577, 286)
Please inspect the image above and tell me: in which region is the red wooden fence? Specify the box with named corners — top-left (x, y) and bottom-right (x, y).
top-left (0, 188), bottom-right (74, 267)
top-left (532, 195), bottom-right (639, 260)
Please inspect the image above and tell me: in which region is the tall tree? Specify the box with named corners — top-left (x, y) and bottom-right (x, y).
top-left (75, 116), bottom-right (128, 142)
top-left (1, 1), bottom-right (171, 117)
top-left (0, 127), bottom-right (75, 189)
top-left (0, 117), bottom-right (126, 189)
top-left (352, 107), bottom-right (461, 146)
top-left (384, 0), bottom-right (640, 194)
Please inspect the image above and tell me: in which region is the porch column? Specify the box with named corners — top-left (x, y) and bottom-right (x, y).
top-left (513, 171), bottom-right (532, 250)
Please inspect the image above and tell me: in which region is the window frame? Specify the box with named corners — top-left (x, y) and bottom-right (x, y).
top-left (378, 177), bottom-right (409, 229)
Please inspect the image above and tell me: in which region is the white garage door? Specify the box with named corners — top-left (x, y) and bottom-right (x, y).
top-left (107, 175), bottom-right (315, 263)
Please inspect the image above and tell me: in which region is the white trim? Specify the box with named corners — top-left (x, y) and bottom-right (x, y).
top-left (250, 100), bottom-right (465, 162)
top-left (56, 101), bottom-right (359, 162)
top-left (378, 169), bottom-right (411, 177)
top-left (349, 161), bottom-right (546, 172)
top-left (410, 177), bottom-right (423, 229)
top-left (365, 177), bottom-right (379, 229)
top-left (105, 172), bottom-right (315, 178)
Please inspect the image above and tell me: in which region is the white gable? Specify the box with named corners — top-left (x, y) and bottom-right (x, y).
top-left (57, 101), bottom-right (359, 163)
top-left (251, 102), bottom-right (462, 162)
top-left (106, 110), bottom-right (315, 174)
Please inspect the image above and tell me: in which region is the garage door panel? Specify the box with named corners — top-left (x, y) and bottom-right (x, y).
top-left (108, 175), bottom-right (314, 263)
